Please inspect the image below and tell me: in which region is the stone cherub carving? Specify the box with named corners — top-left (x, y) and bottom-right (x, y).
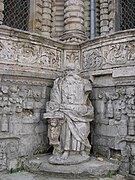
top-left (44, 64), bottom-right (94, 165)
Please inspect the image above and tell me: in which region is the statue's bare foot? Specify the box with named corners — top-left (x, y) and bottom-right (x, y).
top-left (81, 151), bottom-right (89, 158)
top-left (60, 151), bottom-right (69, 160)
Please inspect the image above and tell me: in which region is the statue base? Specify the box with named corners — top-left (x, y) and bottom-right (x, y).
top-left (48, 154), bottom-right (90, 165)
top-left (24, 154), bottom-right (119, 178)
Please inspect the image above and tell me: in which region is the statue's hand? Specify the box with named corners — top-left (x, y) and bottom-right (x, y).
top-left (46, 101), bottom-right (60, 112)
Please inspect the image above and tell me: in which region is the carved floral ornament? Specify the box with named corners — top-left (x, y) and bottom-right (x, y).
top-left (83, 49), bottom-right (104, 70)
top-left (83, 42), bottom-right (135, 70)
top-left (0, 40), bottom-right (61, 68)
top-left (65, 50), bottom-right (80, 68)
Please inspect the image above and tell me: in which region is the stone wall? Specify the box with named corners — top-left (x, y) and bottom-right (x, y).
top-left (0, 26), bottom-right (81, 171)
top-left (0, 74), bottom-right (50, 171)
top-left (1, 26), bottom-right (135, 176)
top-left (0, 26), bottom-right (58, 171)
top-left (81, 30), bottom-right (135, 175)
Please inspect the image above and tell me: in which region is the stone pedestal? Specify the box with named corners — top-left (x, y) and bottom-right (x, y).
top-left (61, 0), bottom-right (87, 43)
top-left (24, 154), bottom-right (119, 178)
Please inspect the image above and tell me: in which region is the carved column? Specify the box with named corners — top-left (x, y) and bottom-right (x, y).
top-left (42, 0), bottom-right (52, 37)
top-left (108, 0), bottom-right (115, 33)
top-left (61, 0), bottom-right (87, 43)
top-left (35, 0), bottom-right (43, 33)
top-left (100, 0), bottom-right (109, 35)
top-left (84, 0), bottom-right (90, 38)
top-left (0, 0), bottom-right (4, 25)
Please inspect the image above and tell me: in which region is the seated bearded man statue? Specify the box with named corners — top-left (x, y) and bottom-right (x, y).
top-left (44, 64), bottom-right (94, 165)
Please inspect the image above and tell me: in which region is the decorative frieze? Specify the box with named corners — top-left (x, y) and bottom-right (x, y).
top-left (0, 40), bottom-right (62, 69)
top-left (82, 41), bottom-right (135, 70)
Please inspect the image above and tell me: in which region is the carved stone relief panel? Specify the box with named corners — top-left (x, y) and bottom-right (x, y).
top-left (83, 48), bottom-right (104, 70)
top-left (64, 50), bottom-right (80, 69)
top-left (82, 41), bottom-right (135, 70)
top-left (0, 83), bottom-right (47, 119)
top-left (0, 76), bottom-right (51, 170)
top-left (0, 139), bottom-right (19, 171)
top-left (0, 40), bottom-right (62, 69)
top-left (92, 85), bottom-right (135, 170)
top-left (103, 44), bottom-right (128, 65)
top-left (94, 86), bottom-right (135, 137)
top-left (0, 142), bottom-right (6, 170)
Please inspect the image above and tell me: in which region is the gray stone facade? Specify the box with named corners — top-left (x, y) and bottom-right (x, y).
top-left (0, 0), bottom-right (135, 177)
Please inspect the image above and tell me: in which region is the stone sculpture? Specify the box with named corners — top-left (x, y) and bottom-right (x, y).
top-left (44, 64), bottom-right (94, 164)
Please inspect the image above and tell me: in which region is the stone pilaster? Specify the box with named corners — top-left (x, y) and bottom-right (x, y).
top-left (0, 0), bottom-right (4, 25)
top-left (100, 0), bottom-right (109, 35)
top-left (61, 0), bottom-right (87, 43)
top-left (42, 0), bottom-right (52, 37)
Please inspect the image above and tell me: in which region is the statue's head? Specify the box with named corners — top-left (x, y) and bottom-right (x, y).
top-left (63, 63), bottom-right (80, 75)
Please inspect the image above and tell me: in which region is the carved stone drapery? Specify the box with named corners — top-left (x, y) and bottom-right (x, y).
top-left (44, 64), bottom-right (94, 165)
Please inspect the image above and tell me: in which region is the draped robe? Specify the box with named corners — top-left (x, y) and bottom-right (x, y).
top-left (47, 74), bottom-right (94, 154)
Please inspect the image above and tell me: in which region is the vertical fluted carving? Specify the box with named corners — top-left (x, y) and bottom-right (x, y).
top-left (100, 0), bottom-right (109, 35)
top-left (108, 0), bottom-right (115, 33)
top-left (35, 0), bottom-right (43, 33)
top-left (0, 0), bottom-right (4, 25)
top-left (42, 0), bottom-right (52, 37)
top-left (84, 0), bottom-right (90, 38)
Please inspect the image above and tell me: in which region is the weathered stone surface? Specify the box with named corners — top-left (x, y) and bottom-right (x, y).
top-left (82, 31), bottom-right (135, 71)
top-left (24, 154), bottom-right (119, 178)
top-left (0, 2), bottom-right (135, 177)
top-left (0, 171), bottom-right (127, 180)
top-left (44, 64), bottom-right (94, 165)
